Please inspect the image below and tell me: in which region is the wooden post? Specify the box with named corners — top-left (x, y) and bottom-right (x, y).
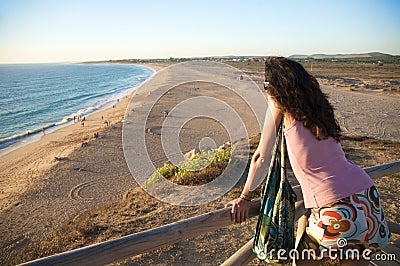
top-left (221, 201), bottom-right (307, 266)
top-left (21, 201), bottom-right (262, 266)
top-left (364, 161), bottom-right (400, 178)
top-left (21, 161), bottom-right (400, 266)
top-left (220, 239), bottom-right (255, 266)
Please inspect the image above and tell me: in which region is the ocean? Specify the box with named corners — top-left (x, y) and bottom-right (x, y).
top-left (0, 63), bottom-right (154, 154)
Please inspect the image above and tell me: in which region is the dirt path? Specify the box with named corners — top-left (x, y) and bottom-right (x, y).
top-left (322, 85), bottom-right (399, 141)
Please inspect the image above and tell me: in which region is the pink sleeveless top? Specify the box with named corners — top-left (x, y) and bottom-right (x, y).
top-left (284, 120), bottom-right (373, 208)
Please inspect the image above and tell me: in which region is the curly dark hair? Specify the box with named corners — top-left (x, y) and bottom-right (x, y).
top-left (264, 57), bottom-right (341, 141)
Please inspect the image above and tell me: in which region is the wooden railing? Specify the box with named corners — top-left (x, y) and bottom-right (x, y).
top-left (21, 161), bottom-right (400, 266)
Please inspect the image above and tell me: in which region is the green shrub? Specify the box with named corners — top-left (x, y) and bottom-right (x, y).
top-left (158, 163), bottom-right (179, 178)
top-left (145, 149), bottom-right (231, 187)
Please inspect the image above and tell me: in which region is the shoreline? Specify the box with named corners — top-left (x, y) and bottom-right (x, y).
top-left (0, 64), bottom-right (158, 212)
top-left (0, 64), bottom-right (156, 158)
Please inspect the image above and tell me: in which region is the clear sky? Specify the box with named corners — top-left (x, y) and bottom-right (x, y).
top-left (0, 0), bottom-right (399, 63)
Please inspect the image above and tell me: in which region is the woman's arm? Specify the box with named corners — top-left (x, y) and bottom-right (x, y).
top-left (225, 97), bottom-right (283, 223)
top-left (242, 96), bottom-right (283, 195)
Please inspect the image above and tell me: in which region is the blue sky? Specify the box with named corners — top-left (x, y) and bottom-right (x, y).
top-left (0, 0), bottom-right (399, 63)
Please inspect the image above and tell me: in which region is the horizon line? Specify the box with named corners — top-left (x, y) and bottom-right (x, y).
top-left (1, 51), bottom-right (399, 65)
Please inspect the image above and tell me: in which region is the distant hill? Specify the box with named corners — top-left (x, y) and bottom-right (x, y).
top-left (289, 52), bottom-right (394, 59)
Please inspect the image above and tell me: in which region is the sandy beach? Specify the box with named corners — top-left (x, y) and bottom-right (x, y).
top-left (0, 91), bottom-right (133, 212)
top-left (0, 62), bottom-right (399, 265)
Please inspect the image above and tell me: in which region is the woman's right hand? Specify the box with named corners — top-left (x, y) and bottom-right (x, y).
top-left (225, 197), bottom-right (251, 223)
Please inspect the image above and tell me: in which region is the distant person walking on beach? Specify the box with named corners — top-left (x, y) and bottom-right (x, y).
top-left (42, 127), bottom-right (45, 135)
top-left (226, 57), bottom-right (390, 265)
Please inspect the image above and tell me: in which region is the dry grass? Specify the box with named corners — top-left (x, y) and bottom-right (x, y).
top-left (170, 166), bottom-right (225, 186)
top-left (5, 133), bottom-right (399, 266)
top-left (227, 61), bottom-right (400, 81)
top-left (228, 61), bottom-right (400, 93)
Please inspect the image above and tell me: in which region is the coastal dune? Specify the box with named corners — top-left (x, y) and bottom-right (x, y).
top-left (0, 62), bottom-right (399, 265)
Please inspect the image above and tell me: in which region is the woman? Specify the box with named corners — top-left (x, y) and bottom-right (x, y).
top-left (225, 57), bottom-right (391, 265)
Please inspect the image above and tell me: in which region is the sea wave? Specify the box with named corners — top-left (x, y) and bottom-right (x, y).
top-left (0, 65), bottom-right (156, 153)
top-left (0, 123), bottom-right (55, 149)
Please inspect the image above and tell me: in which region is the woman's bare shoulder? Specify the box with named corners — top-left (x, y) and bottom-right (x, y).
top-left (284, 112), bottom-right (296, 127)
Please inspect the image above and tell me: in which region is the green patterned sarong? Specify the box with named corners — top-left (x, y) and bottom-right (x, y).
top-left (253, 123), bottom-right (297, 263)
